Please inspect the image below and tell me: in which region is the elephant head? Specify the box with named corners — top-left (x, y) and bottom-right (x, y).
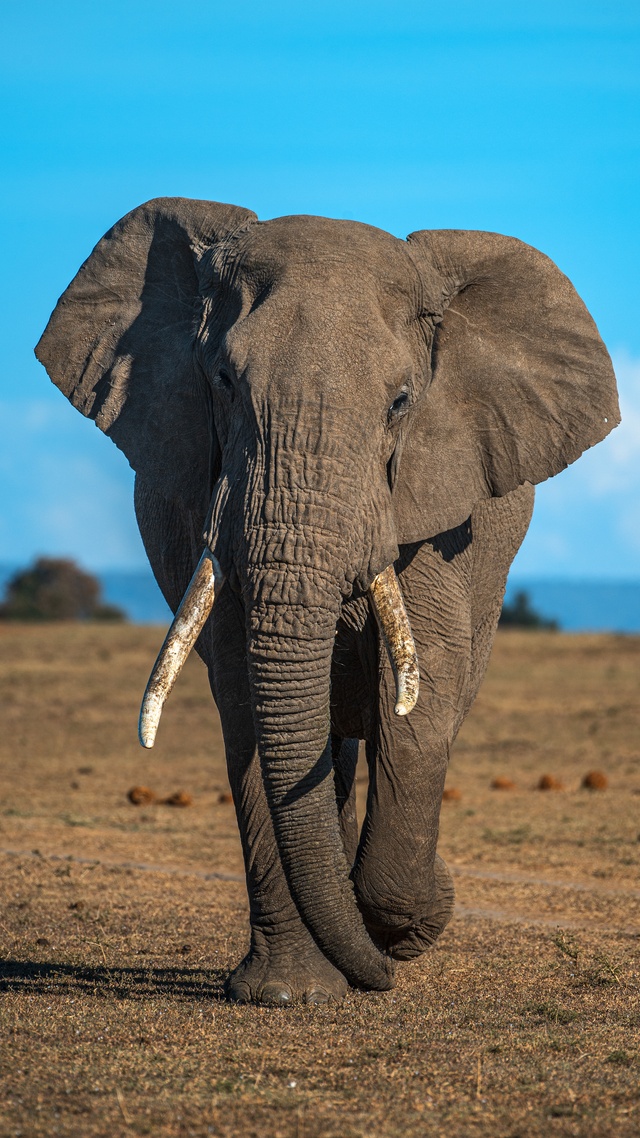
top-left (36, 198), bottom-right (619, 989)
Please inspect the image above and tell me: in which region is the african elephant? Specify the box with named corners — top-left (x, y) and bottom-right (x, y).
top-left (36, 198), bottom-right (619, 1004)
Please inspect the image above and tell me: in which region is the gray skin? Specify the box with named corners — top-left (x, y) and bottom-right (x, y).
top-left (36, 199), bottom-right (619, 1005)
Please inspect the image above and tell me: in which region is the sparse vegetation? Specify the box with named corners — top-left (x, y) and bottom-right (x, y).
top-left (553, 928), bottom-right (580, 961)
top-left (606, 1050), bottom-right (633, 1066)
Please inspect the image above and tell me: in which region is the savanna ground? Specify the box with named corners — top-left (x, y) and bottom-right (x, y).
top-left (0, 624), bottom-right (639, 1138)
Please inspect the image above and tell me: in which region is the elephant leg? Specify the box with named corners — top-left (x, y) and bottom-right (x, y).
top-left (332, 735), bottom-right (360, 867)
top-left (355, 673), bottom-right (461, 959)
top-left (353, 486), bottom-right (534, 959)
top-left (207, 586), bottom-right (348, 1005)
top-left (352, 533), bottom-right (473, 959)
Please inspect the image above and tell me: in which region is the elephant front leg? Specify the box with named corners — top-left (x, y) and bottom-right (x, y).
top-left (352, 546), bottom-right (472, 960)
top-left (207, 589), bottom-right (348, 1005)
top-left (354, 732), bottom-right (456, 960)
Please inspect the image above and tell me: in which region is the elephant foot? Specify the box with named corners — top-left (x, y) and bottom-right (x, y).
top-left (360, 854), bottom-right (456, 962)
top-left (386, 854), bottom-right (455, 960)
top-left (226, 932), bottom-right (349, 1006)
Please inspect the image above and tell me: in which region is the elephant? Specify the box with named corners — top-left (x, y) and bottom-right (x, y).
top-left (36, 198), bottom-right (619, 1005)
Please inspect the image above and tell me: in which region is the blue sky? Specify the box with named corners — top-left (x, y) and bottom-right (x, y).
top-left (1, 1), bottom-right (639, 575)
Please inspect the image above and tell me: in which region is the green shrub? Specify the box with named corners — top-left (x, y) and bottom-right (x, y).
top-left (0, 558), bottom-right (125, 622)
top-left (500, 589), bottom-right (558, 630)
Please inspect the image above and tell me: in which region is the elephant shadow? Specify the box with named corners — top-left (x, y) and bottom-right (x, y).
top-left (0, 958), bottom-right (227, 1002)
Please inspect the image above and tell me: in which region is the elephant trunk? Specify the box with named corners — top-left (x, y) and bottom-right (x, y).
top-left (245, 570), bottom-right (393, 991)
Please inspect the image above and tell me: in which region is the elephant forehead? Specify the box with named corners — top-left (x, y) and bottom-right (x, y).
top-left (231, 215), bottom-right (421, 301)
top-left (225, 283), bottom-right (416, 387)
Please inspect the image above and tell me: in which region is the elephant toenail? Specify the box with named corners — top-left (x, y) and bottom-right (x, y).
top-left (305, 989), bottom-right (329, 1005)
top-left (260, 982), bottom-right (293, 1006)
top-left (227, 981), bottom-right (252, 1004)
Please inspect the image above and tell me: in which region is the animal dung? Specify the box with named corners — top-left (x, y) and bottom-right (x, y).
top-left (161, 791), bottom-right (193, 808)
top-left (127, 786), bottom-right (193, 806)
top-left (490, 777), bottom-right (516, 790)
top-left (582, 770), bottom-right (608, 791)
top-left (128, 786), bottom-right (156, 806)
top-left (442, 787), bottom-right (462, 802)
top-left (218, 792), bottom-right (234, 805)
top-left (537, 774), bottom-right (564, 791)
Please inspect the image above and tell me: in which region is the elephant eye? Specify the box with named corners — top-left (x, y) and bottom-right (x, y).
top-left (387, 390), bottom-right (410, 424)
top-left (214, 369), bottom-right (235, 399)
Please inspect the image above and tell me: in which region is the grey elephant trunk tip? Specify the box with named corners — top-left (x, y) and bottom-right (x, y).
top-left (368, 564), bottom-right (420, 717)
top-left (138, 549), bottom-right (224, 749)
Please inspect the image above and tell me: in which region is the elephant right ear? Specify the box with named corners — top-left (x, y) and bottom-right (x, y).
top-left (391, 229), bottom-right (620, 543)
top-left (35, 197), bottom-right (257, 515)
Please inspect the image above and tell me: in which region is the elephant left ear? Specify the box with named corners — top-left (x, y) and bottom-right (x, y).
top-left (392, 229), bottom-right (620, 544)
top-left (35, 197), bottom-right (257, 517)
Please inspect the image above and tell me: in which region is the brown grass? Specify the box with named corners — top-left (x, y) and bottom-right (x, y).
top-left (1, 625), bottom-right (639, 1137)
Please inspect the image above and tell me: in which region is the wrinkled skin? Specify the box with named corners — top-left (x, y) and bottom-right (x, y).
top-left (36, 200), bottom-right (619, 1005)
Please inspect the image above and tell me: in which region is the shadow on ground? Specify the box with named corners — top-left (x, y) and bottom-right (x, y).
top-left (0, 959), bottom-right (227, 1000)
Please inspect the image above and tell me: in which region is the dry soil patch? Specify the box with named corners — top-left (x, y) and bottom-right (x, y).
top-left (1, 625), bottom-right (639, 1136)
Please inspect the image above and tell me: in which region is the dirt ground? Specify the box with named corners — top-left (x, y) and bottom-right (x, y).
top-left (1, 624), bottom-right (639, 1138)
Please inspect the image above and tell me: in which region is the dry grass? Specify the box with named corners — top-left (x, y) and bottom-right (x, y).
top-left (1, 624), bottom-right (639, 1137)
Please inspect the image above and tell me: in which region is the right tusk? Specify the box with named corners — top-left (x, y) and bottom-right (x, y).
top-left (138, 549), bottom-right (224, 749)
top-left (369, 564), bottom-right (420, 717)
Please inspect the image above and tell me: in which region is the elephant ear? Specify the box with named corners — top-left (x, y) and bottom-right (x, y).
top-left (392, 229), bottom-right (620, 543)
top-left (35, 197), bottom-right (257, 515)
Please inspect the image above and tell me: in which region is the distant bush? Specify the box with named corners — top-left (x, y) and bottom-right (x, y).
top-left (0, 558), bottom-right (126, 622)
top-left (499, 589), bottom-right (558, 630)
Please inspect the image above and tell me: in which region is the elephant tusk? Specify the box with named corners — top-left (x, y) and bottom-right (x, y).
top-left (138, 549), bottom-right (224, 749)
top-left (368, 564), bottom-right (420, 716)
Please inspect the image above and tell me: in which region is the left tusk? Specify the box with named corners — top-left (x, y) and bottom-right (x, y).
top-left (138, 550), bottom-right (224, 749)
top-left (368, 564), bottom-right (420, 716)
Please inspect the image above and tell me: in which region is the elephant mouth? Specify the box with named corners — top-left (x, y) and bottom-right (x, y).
top-left (138, 555), bottom-right (419, 748)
